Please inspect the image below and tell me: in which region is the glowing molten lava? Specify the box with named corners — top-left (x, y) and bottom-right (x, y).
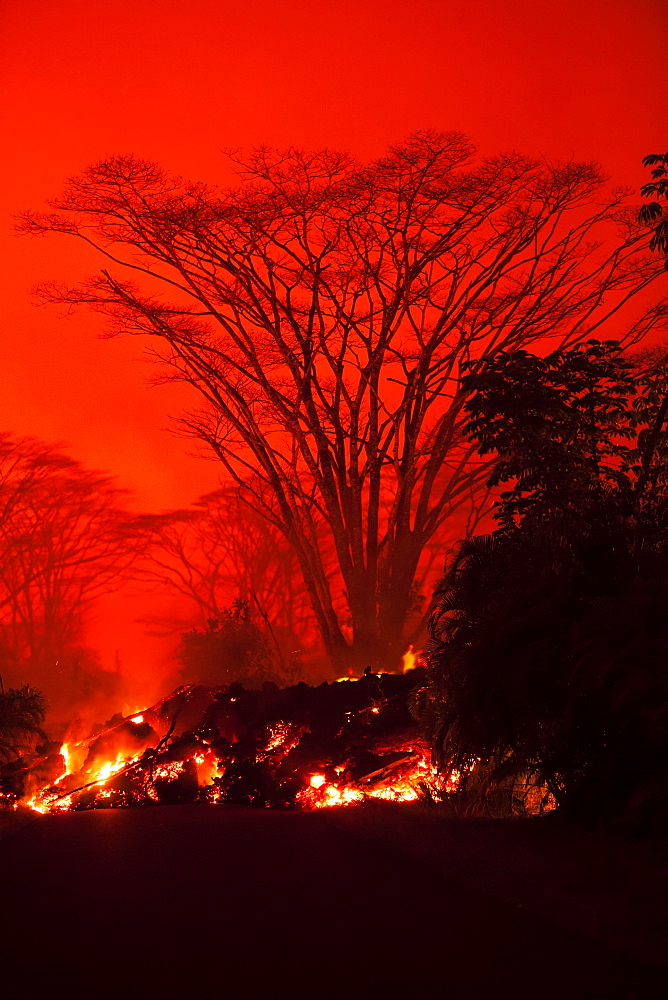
top-left (5, 669), bottom-right (469, 815)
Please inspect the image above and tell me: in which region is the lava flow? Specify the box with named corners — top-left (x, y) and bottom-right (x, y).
top-left (3, 669), bottom-right (454, 814)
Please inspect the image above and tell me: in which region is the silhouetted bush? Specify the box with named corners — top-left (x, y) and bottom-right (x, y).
top-left (0, 685), bottom-right (48, 763)
top-left (422, 342), bottom-right (668, 833)
top-left (178, 599), bottom-right (277, 688)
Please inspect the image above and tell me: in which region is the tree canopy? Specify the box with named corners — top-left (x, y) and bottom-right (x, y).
top-left (178, 599), bottom-right (280, 689)
top-left (640, 152), bottom-right (668, 268)
top-left (0, 433), bottom-right (138, 705)
top-left (424, 341), bottom-right (668, 829)
top-left (18, 132), bottom-right (667, 672)
top-left (136, 487), bottom-right (314, 663)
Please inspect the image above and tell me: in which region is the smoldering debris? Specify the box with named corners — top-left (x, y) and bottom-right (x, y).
top-left (3, 670), bottom-right (442, 812)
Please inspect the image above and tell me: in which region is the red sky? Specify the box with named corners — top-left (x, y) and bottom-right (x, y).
top-left (0, 0), bottom-right (666, 698)
top-left (1, 0), bottom-right (666, 510)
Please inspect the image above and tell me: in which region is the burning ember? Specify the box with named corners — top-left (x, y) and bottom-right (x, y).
top-left (2, 669), bottom-right (456, 814)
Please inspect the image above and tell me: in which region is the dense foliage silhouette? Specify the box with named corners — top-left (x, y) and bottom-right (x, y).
top-left (0, 433), bottom-right (139, 711)
top-left (424, 341), bottom-right (668, 830)
top-left (178, 599), bottom-right (283, 688)
top-left (0, 685), bottom-right (47, 762)
top-left (640, 152), bottom-right (668, 268)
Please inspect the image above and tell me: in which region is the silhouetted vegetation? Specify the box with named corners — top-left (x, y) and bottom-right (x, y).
top-left (0, 684), bottom-right (47, 762)
top-left (19, 134), bottom-right (666, 673)
top-left (0, 433), bottom-right (139, 711)
top-left (423, 341), bottom-right (668, 832)
top-left (178, 599), bottom-right (285, 688)
top-left (137, 487), bottom-right (316, 668)
top-left (640, 152), bottom-right (668, 268)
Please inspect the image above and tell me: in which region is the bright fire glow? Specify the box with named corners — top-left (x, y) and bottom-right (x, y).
top-left (298, 749), bottom-right (443, 809)
top-left (95, 756), bottom-right (124, 782)
top-left (11, 683), bottom-right (537, 819)
top-left (401, 645), bottom-right (418, 673)
top-left (193, 751), bottom-right (219, 787)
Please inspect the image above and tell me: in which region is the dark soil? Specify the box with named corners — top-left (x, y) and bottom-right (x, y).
top-left (327, 799), bottom-right (668, 969)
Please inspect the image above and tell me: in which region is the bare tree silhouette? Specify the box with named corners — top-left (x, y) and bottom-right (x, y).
top-left (18, 132), bottom-right (667, 670)
top-left (137, 485), bottom-right (317, 671)
top-left (0, 433), bottom-right (139, 696)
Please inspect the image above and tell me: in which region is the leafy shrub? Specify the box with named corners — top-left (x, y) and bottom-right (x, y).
top-left (422, 342), bottom-right (668, 832)
top-left (178, 599), bottom-right (276, 689)
top-left (0, 685), bottom-right (48, 762)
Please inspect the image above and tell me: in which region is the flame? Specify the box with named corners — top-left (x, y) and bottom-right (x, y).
top-left (298, 749), bottom-right (444, 809)
top-left (94, 755), bottom-right (127, 783)
top-left (152, 760), bottom-right (186, 781)
top-left (193, 750), bottom-right (219, 787)
top-left (53, 739), bottom-right (88, 783)
top-left (401, 645), bottom-right (418, 673)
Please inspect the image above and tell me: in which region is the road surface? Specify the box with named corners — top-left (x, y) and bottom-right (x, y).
top-left (0, 805), bottom-right (660, 994)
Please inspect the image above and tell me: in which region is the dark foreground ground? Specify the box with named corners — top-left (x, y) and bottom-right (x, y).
top-left (0, 804), bottom-right (664, 996)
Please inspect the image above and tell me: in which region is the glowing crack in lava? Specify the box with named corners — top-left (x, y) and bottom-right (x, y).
top-left (297, 753), bottom-right (465, 809)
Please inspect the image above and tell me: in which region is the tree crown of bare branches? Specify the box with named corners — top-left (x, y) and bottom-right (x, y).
top-left (17, 131), bottom-right (667, 667)
top-left (0, 433), bottom-right (139, 669)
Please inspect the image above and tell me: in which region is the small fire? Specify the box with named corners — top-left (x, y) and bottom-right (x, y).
top-left (401, 645), bottom-right (419, 673)
top-left (152, 760), bottom-right (186, 781)
top-left (264, 722), bottom-right (300, 753)
top-left (298, 749), bottom-right (444, 809)
top-left (94, 755), bottom-right (129, 783)
top-left (193, 751), bottom-right (219, 787)
top-left (53, 739), bottom-right (88, 783)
